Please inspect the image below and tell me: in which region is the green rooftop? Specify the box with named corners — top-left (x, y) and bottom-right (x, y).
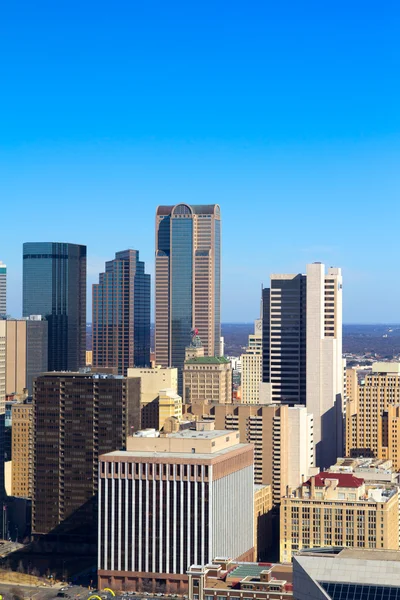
top-left (227, 564), bottom-right (267, 579)
top-left (185, 356), bottom-right (230, 364)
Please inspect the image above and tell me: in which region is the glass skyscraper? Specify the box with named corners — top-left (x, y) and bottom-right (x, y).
top-left (92, 249), bottom-right (150, 375)
top-left (155, 204), bottom-right (221, 391)
top-left (23, 242), bottom-right (87, 371)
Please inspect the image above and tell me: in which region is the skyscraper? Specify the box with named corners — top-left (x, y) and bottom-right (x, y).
top-left (32, 372), bottom-right (141, 538)
top-left (23, 242), bottom-right (86, 371)
top-left (92, 250), bottom-right (150, 375)
top-left (0, 261), bottom-right (6, 317)
top-left (155, 204), bottom-right (221, 388)
top-left (262, 263), bottom-right (343, 469)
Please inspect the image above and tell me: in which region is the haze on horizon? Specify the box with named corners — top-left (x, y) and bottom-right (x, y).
top-left (1, 1), bottom-right (399, 323)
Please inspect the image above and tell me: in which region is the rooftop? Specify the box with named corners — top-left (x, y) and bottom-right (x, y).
top-left (372, 362), bottom-right (400, 374)
top-left (101, 441), bottom-right (248, 462)
top-left (305, 472), bottom-right (364, 489)
top-left (185, 356), bottom-right (230, 364)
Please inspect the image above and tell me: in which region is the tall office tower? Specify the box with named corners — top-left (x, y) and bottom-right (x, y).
top-left (241, 318), bottom-right (263, 404)
top-left (0, 322), bottom-right (6, 530)
top-left (11, 398), bottom-right (33, 498)
top-left (155, 204), bottom-right (221, 389)
top-left (0, 261), bottom-right (6, 317)
top-left (23, 243), bottom-right (86, 371)
top-left (5, 317), bottom-right (48, 395)
top-left (92, 250), bottom-right (150, 375)
top-left (262, 263), bottom-right (343, 469)
top-left (183, 403), bottom-right (314, 505)
top-left (32, 372), bottom-right (140, 538)
top-left (98, 421), bottom-right (254, 593)
top-left (346, 362), bottom-right (400, 470)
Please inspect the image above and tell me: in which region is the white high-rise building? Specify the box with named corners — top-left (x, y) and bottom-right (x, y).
top-left (241, 318), bottom-right (263, 404)
top-left (262, 262), bottom-right (343, 469)
top-left (0, 262), bottom-right (6, 317)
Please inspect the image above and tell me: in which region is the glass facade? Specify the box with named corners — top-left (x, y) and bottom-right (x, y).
top-left (171, 216), bottom-right (193, 382)
top-left (23, 242), bottom-right (86, 371)
top-left (320, 581), bottom-right (400, 600)
top-left (92, 250), bottom-right (150, 374)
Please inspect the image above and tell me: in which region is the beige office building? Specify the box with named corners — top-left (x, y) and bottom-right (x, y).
top-left (127, 367), bottom-right (178, 429)
top-left (183, 402), bottom-right (314, 504)
top-left (155, 205), bottom-right (221, 391)
top-left (98, 422), bottom-right (254, 592)
top-left (11, 400), bottom-right (33, 498)
top-left (5, 317), bottom-right (48, 395)
top-left (346, 362), bottom-right (400, 470)
top-left (280, 472), bottom-right (399, 562)
top-left (183, 356), bottom-right (232, 404)
top-left (262, 263), bottom-right (343, 469)
top-left (241, 318), bottom-right (263, 404)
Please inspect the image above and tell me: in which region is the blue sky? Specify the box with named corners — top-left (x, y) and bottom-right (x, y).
top-left (1, 1), bottom-right (399, 322)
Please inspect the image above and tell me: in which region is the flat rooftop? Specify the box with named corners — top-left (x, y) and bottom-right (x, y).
top-left (295, 548), bottom-right (400, 587)
top-left (101, 442), bottom-right (250, 462)
top-left (167, 428), bottom-right (231, 440)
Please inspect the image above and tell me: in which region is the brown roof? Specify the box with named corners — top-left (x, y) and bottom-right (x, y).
top-left (305, 472), bottom-right (364, 489)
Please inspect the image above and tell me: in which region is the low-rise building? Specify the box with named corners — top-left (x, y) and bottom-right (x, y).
top-left (280, 472), bottom-right (399, 562)
top-left (293, 547), bottom-right (400, 600)
top-left (187, 558), bottom-right (293, 600)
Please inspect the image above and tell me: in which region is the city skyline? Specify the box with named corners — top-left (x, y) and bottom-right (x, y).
top-left (1, 2), bottom-right (399, 323)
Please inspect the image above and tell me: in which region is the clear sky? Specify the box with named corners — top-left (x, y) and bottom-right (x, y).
top-left (1, 1), bottom-right (399, 322)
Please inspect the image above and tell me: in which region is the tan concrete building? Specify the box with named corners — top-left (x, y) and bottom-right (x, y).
top-left (127, 366), bottom-right (179, 429)
top-left (241, 319), bottom-right (263, 404)
top-left (346, 362), bottom-right (400, 470)
top-left (262, 263), bottom-right (343, 469)
top-left (346, 366), bottom-right (358, 404)
top-left (183, 356), bottom-right (232, 404)
top-left (98, 422), bottom-right (254, 593)
top-left (5, 317), bottom-right (48, 395)
top-left (280, 472), bottom-right (399, 562)
top-left (11, 399), bottom-right (33, 498)
top-left (183, 402), bottom-right (314, 504)
top-left (158, 388), bottom-right (182, 429)
top-left (86, 350), bottom-right (92, 366)
top-left (187, 559), bottom-right (293, 600)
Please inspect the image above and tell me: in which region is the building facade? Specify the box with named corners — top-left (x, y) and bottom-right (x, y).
top-left (155, 204), bottom-right (221, 389)
top-left (346, 362), bottom-right (400, 470)
top-left (23, 242), bottom-right (86, 371)
top-left (262, 263), bottom-right (343, 469)
top-left (127, 366), bottom-right (178, 429)
top-left (32, 373), bottom-right (140, 538)
top-left (11, 399), bottom-right (33, 498)
top-left (92, 250), bottom-right (150, 375)
top-left (241, 318), bottom-right (263, 404)
top-left (280, 472), bottom-right (399, 562)
top-left (293, 548), bottom-right (400, 600)
top-left (98, 422), bottom-right (254, 592)
top-left (183, 356), bottom-right (232, 404)
top-left (183, 402), bottom-right (314, 505)
top-left (0, 261), bottom-right (6, 317)
top-left (5, 317), bottom-right (48, 395)
top-left (187, 559), bottom-right (293, 600)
